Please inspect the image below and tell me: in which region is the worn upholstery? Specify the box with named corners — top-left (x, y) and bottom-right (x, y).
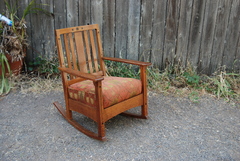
top-left (68, 76), bottom-right (142, 108)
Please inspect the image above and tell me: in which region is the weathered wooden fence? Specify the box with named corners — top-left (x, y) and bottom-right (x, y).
top-left (1, 0), bottom-right (239, 74)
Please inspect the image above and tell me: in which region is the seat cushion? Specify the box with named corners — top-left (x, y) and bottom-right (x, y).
top-left (68, 76), bottom-right (142, 108)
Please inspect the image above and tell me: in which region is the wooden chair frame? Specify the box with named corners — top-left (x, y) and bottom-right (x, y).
top-left (53, 24), bottom-right (151, 141)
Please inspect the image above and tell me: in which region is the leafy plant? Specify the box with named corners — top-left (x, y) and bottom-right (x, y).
top-left (183, 71), bottom-right (200, 87)
top-left (206, 71), bottom-right (239, 101)
top-left (0, 52), bottom-right (11, 95)
top-left (28, 56), bottom-right (59, 77)
top-left (104, 60), bottom-right (139, 79)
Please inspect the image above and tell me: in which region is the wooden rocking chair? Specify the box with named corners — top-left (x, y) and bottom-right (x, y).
top-left (53, 24), bottom-right (151, 141)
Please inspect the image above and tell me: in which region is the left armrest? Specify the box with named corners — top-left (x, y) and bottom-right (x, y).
top-left (102, 57), bottom-right (152, 66)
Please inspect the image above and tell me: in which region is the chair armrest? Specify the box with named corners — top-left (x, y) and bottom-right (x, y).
top-left (58, 67), bottom-right (104, 82)
top-left (102, 57), bottom-right (152, 66)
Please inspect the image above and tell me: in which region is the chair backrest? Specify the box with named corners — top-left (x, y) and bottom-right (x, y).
top-left (55, 24), bottom-right (106, 78)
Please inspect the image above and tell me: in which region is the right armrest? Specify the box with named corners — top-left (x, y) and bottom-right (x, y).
top-left (58, 67), bottom-right (104, 82)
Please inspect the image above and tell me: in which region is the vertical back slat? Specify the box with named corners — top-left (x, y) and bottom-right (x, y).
top-left (63, 33), bottom-right (74, 79)
top-left (95, 27), bottom-right (106, 75)
top-left (69, 33), bottom-right (78, 70)
top-left (56, 33), bottom-right (65, 68)
top-left (63, 34), bottom-right (71, 68)
top-left (89, 30), bottom-right (99, 72)
top-left (75, 31), bottom-right (88, 73)
top-left (83, 30), bottom-right (93, 73)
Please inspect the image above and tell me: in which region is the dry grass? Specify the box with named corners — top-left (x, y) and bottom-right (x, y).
top-left (9, 74), bottom-right (62, 94)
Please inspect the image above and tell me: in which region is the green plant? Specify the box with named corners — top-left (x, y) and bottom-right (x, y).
top-left (189, 91), bottom-right (200, 103)
top-left (28, 56), bottom-right (59, 77)
top-left (183, 71), bottom-right (200, 87)
top-left (206, 71), bottom-right (239, 101)
top-left (104, 60), bottom-right (139, 79)
top-left (0, 52), bottom-right (11, 95)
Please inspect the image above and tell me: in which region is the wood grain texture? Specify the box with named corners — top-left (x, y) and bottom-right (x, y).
top-left (187, 0), bottom-right (206, 67)
top-left (222, 0), bottom-right (240, 71)
top-left (210, 0), bottom-right (233, 74)
top-left (91, 0), bottom-right (103, 33)
top-left (139, 0), bottom-right (154, 62)
top-left (53, 0), bottom-right (67, 29)
top-left (103, 0), bottom-right (115, 57)
top-left (0, 1), bottom-right (5, 14)
top-left (176, 0), bottom-right (193, 67)
top-left (163, 0), bottom-right (180, 67)
top-left (198, 0), bottom-right (218, 74)
top-left (78, 0), bottom-right (91, 25)
top-left (151, 0), bottom-right (167, 68)
top-left (66, 0), bottom-right (79, 27)
top-left (127, 0), bottom-right (141, 61)
top-left (115, 0), bottom-right (129, 59)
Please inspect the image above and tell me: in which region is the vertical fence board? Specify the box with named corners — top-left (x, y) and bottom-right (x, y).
top-left (151, 0), bottom-right (167, 67)
top-left (40, 0), bottom-right (55, 57)
top-left (163, 0), bottom-right (180, 67)
top-left (115, 0), bottom-right (129, 58)
top-left (0, 1), bottom-right (5, 14)
top-left (198, 0), bottom-right (218, 74)
top-left (210, 0), bottom-right (232, 74)
top-left (187, 0), bottom-right (206, 67)
top-left (176, 0), bottom-right (193, 67)
top-left (66, 0), bottom-right (79, 27)
top-left (127, 0), bottom-right (141, 60)
top-left (91, 0), bottom-right (103, 34)
top-left (222, 0), bottom-right (240, 71)
top-left (78, 0), bottom-right (91, 25)
top-left (103, 0), bottom-right (115, 57)
top-left (29, 0), bottom-right (43, 60)
top-left (139, 0), bottom-right (154, 62)
top-left (53, 0), bottom-right (67, 29)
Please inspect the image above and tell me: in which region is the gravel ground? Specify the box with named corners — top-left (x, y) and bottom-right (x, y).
top-left (0, 90), bottom-right (240, 161)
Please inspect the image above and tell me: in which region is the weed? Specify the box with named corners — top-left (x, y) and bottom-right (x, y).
top-left (28, 56), bottom-right (59, 78)
top-left (104, 60), bottom-right (139, 79)
top-left (189, 91), bottom-right (200, 103)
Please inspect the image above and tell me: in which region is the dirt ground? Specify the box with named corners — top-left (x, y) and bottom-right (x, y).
top-left (0, 90), bottom-right (240, 161)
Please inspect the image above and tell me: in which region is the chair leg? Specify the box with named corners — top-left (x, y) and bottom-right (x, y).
top-left (141, 103), bottom-right (148, 119)
top-left (98, 122), bottom-right (106, 139)
top-left (66, 109), bottom-right (72, 119)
